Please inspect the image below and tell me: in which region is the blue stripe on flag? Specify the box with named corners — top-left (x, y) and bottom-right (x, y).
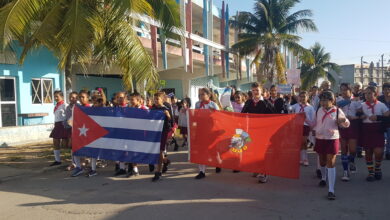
top-left (102, 127), bottom-right (162, 143)
top-left (74, 147), bottom-right (160, 165)
top-left (79, 106), bottom-right (165, 121)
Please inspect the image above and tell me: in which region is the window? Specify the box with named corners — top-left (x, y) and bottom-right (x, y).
top-left (32, 78), bottom-right (53, 104)
top-left (0, 77), bottom-right (17, 127)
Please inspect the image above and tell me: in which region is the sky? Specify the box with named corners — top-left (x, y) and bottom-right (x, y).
top-left (213, 0), bottom-right (390, 66)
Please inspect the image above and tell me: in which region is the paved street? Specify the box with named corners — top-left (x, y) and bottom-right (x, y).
top-left (0, 148), bottom-right (389, 220)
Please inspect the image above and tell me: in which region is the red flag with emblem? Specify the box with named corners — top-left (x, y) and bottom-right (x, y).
top-left (189, 110), bottom-right (305, 179)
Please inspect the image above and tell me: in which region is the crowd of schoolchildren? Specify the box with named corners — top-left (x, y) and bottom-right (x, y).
top-left (49, 80), bottom-right (390, 200)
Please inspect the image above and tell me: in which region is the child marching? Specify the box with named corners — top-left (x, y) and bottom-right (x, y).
top-left (49, 90), bottom-right (68, 166)
top-left (361, 86), bottom-right (389, 181)
top-left (337, 83), bottom-right (362, 181)
top-left (313, 91), bottom-right (350, 200)
top-left (178, 98), bottom-right (191, 148)
top-left (291, 91), bottom-right (315, 166)
top-left (194, 88), bottom-right (220, 179)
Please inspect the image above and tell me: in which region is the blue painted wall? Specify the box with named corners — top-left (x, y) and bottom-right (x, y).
top-left (0, 47), bottom-right (63, 126)
top-left (74, 75), bottom-right (124, 100)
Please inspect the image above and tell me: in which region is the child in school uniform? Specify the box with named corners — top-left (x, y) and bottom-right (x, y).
top-left (291, 91), bottom-right (315, 166)
top-left (71, 90), bottom-right (91, 177)
top-left (361, 86), bottom-right (390, 182)
top-left (377, 83), bottom-right (390, 160)
top-left (313, 91), bottom-right (350, 200)
top-left (232, 91), bottom-right (245, 113)
top-left (178, 98), bottom-right (191, 148)
top-left (64, 91), bottom-right (78, 171)
top-left (194, 88), bottom-right (220, 179)
top-left (49, 90), bottom-right (68, 166)
top-left (151, 92), bottom-right (173, 182)
top-left (241, 83), bottom-right (275, 183)
top-left (337, 83), bottom-right (362, 181)
top-left (127, 92), bottom-right (149, 178)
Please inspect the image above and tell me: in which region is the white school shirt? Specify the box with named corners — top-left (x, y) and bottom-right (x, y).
top-left (313, 106), bottom-right (350, 140)
top-left (195, 101), bottom-right (220, 110)
top-left (338, 98), bottom-right (362, 118)
top-left (361, 101), bottom-right (389, 123)
top-left (310, 95), bottom-right (320, 111)
top-left (54, 103), bottom-right (67, 122)
top-left (291, 103), bottom-right (315, 126)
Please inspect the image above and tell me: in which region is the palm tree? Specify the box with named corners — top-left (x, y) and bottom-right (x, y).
top-left (0, 0), bottom-right (181, 91)
top-left (230, 0), bottom-right (317, 84)
top-left (300, 42), bottom-right (340, 90)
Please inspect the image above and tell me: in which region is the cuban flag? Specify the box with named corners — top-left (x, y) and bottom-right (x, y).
top-left (72, 106), bottom-right (165, 164)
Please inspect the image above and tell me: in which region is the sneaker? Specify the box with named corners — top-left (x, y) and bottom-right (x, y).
top-left (49, 161), bottom-right (62, 167)
top-left (88, 170), bottom-right (97, 177)
top-left (349, 163), bottom-right (357, 173)
top-left (386, 153), bottom-right (390, 160)
top-left (126, 170), bottom-right (140, 178)
top-left (303, 160), bottom-right (309, 166)
top-left (366, 174), bottom-right (375, 182)
top-left (215, 167), bottom-right (222, 173)
top-left (149, 164), bottom-right (155, 173)
top-left (162, 160), bottom-right (171, 173)
top-left (114, 169), bottom-right (126, 176)
top-left (316, 169), bottom-right (322, 179)
top-left (71, 168), bottom-right (83, 177)
top-left (195, 171), bottom-right (206, 179)
top-left (327, 192), bottom-right (336, 200)
top-left (374, 171), bottom-right (382, 180)
top-left (341, 171), bottom-right (350, 182)
top-left (257, 174), bottom-right (268, 183)
top-left (152, 172), bottom-right (162, 182)
top-left (318, 180), bottom-right (326, 187)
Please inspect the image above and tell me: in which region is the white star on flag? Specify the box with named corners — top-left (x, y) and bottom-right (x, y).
top-left (78, 124), bottom-right (89, 137)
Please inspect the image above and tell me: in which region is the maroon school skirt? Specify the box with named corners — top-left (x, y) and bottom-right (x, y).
top-left (303, 125), bottom-right (310, 137)
top-left (340, 119), bottom-right (360, 140)
top-left (314, 139), bottom-right (340, 155)
top-left (179, 126), bottom-right (188, 135)
top-left (361, 123), bottom-right (385, 149)
top-left (50, 122), bottom-right (70, 139)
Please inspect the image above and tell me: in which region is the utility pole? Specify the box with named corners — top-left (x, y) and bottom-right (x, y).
top-left (381, 54), bottom-right (384, 86)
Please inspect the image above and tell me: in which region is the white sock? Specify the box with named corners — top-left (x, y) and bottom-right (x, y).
top-left (133, 166), bottom-right (139, 173)
top-left (327, 167), bottom-right (336, 193)
top-left (303, 150), bottom-right (308, 161)
top-left (321, 166), bottom-right (327, 181)
top-left (199, 164), bottom-right (206, 173)
top-left (54, 150), bottom-right (61, 162)
top-left (74, 156), bottom-right (81, 168)
top-left (91, 158), bottom-right (97, 171)
top-left (119, 162), bottom-right (126, 170)
top-left (317, 156), bottom-right (321, 170)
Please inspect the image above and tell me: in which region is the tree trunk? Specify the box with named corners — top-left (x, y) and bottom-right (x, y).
top-left (65, 54), bottom-right (72, 91)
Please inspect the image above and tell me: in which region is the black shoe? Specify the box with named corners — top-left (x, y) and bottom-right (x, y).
top-left (149, 164), bottom-right (155, 173)
top-left (318, 180), bottom-right (326, 187)
top-left (114, 169), bottom-right (126, 176)
top-left (327, 192), bottom-right (336, 200)
top-left (357, 151), bottom-right (363, 158)
top-left (375, 171), bottom-right (382, 180)
top-left (162, 160), bottom-right (171, 173)
top-left (216, 167), bottom-right (221, 173)
top-left (386, 153), bottom-right (390, 160)
top-left (316, 169), bottom-right (322, 179)
top-left (152, 172), bottom-right (162, 182)
top-left (195, 171), bottom-right (206, 179)
top-left (233, 170), bottom-right (240, 173)
top-left (49, 161), bottom-right (62, 167)
top-left (366, 174), bottom-right (375, 182)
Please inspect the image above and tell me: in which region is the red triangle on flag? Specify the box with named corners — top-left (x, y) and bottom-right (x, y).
top-left (72, 106), bottom-right (109, 153)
